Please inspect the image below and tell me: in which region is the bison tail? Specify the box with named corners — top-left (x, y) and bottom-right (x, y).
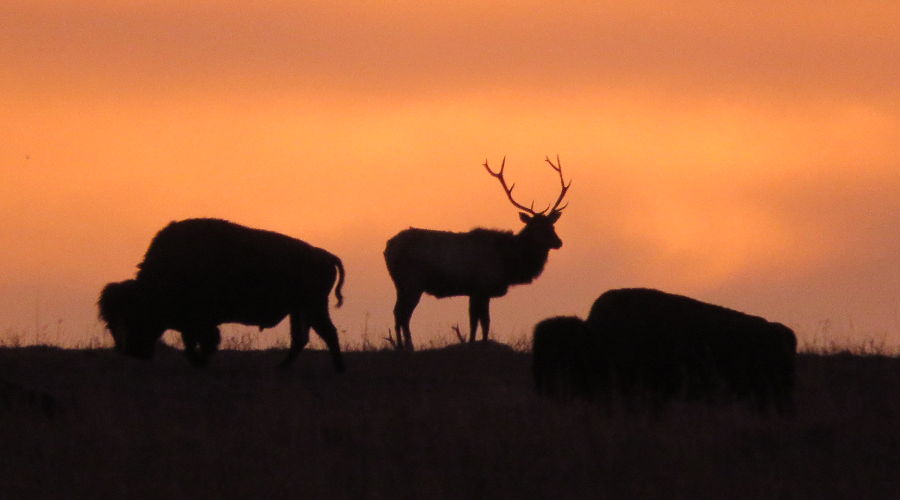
top-left (333, 255), bottom-right (345, 308)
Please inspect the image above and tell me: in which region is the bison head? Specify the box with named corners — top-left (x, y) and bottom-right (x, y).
top-left (98, 280), bottom-right (164, 359)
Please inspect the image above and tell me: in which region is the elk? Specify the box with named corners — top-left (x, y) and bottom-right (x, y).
top-left (384, 156), bottom-right (571, 350)
top-left (98, 218), bottom-right (346, 370)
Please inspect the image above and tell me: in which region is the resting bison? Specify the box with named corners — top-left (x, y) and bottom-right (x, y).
top-left (531, 316), bottom-right (593, 399)
top-left (532, 288), bottom-right (797, 413)
top-left (98, 218), bottom-right (346, 370)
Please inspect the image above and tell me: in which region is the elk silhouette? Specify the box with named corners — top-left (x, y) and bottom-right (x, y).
top-left (384, 156), bottom-right (571, 350)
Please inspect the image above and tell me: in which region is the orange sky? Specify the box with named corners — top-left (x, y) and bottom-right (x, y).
top-left (2, 1), bottom-right (899, 349)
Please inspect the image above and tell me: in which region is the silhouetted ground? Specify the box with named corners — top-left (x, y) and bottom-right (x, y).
top-left (1, 343), bottom-right (899, 499)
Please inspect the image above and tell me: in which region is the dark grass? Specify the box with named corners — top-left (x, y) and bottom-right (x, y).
top-left (1, 343), bottom-right (899, 499)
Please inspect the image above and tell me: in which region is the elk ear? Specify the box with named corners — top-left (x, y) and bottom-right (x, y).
top-left (519, 212), bottom-right (533, 224)
top-left (548, 211), bottom-right (561, 223)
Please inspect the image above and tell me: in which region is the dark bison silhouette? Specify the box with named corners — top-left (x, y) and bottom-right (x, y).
top-left (384, 156), bottom-right (571, 350)
top-left (532, 288), bottom-right (797, 413)
top-left (98, 218), bottom-right (345, 370)
top-left (532, 316), bottom-right (593, 398)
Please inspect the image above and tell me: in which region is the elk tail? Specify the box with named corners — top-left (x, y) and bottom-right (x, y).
top-left (332, 254), bottom-right (345, 308)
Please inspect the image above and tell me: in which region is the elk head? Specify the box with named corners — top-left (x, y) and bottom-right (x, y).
top-left (483, 155), bottom-right (571, 249)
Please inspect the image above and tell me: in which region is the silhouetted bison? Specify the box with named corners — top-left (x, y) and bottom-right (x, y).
top-left (385, 156), bottom-right (570, 350)
top-left (99, 218), bottom-right (346, 370)
top-left (532, 288), bottom-right (797, 413)
top-left (531, 316), bottom-right (593, 399)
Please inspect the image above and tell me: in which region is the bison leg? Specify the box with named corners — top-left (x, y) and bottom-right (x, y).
top-left (181, 326), bottom-right (220, 367)
top-left (285, 310), bottom-right (345, 373)
top-left (181, 331), bottom-right (201, 365)
top-left (773, 371), bottom-right (796, 416)
top-left (308, 309), bottom-right (345, 373)
top-left (773, 384), bottom-right (795, 417)
top-left (201, 327), bottom-right (221, 358)
top-left (282, 314), bottom-right (311, 368)
top-left (392, 289), bottom-right (421, 351)
top-left (468, 296), bottom-right (490, 343)
top-left (749, 371), bottom-right (795, 416)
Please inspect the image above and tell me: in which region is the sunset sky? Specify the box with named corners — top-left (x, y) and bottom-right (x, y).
top-left (2, 1), bottom-right (899, 349)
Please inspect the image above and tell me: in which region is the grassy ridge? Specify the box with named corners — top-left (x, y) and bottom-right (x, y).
top-left (1, 344), bottom-right (899, 499)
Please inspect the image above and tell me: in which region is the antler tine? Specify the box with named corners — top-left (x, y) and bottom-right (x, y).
top-left (482, 155), bottom-right (505, 176)
top-left (544, 154), bottom-right (571, 213)
top-left (483, 156), bottom-right (541, 215)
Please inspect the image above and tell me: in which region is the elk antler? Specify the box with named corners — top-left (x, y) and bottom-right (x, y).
top-left (544, 155), bottom-right (571, 213)
top-left (483, 156), bottom-right (545, 215)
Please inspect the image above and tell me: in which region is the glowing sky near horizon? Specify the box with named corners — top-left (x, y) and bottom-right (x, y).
top-left (2, 1), bottom-right (899, 348)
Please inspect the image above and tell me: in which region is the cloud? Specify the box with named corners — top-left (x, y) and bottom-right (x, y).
top-left (3, 1), bottom-right (898, 98)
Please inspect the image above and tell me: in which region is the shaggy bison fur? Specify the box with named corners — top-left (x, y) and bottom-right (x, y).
top-left (98, 218), bottom-right (346, 370)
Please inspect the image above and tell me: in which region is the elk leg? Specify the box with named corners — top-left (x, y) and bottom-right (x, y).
top-left (468, 296), bottom-right (490, 343)
top-left (479, 299), bottom-right (491, 342)
top-left (392, 307), bottom-right (404, 350)
top-left (468, 297), bottom-right (479, 343)
top-left (282, 313), bottom-right (311, 368)
top-left (309, 309), bottom-right (345, 373)
top-left (393, 290), bottom-right (421, 351)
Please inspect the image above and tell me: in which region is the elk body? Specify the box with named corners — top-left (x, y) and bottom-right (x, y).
top-left (384, 156), bottom-right (571, 350)
top-left (98, 218), bottom-right (346, 370)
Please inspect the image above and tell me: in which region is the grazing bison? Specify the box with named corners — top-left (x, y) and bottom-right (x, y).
top-left (98, 218), bottom-right (346, 370)
top-left (586, 288), bottom-right (797, 413)
top-left (531, 316), bottom-right (594, 399)
top-left (384, 156), bottom-right (571, 350)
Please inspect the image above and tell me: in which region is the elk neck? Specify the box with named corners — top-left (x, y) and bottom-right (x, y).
top-left (504, 232), bottom-right (553, 285)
